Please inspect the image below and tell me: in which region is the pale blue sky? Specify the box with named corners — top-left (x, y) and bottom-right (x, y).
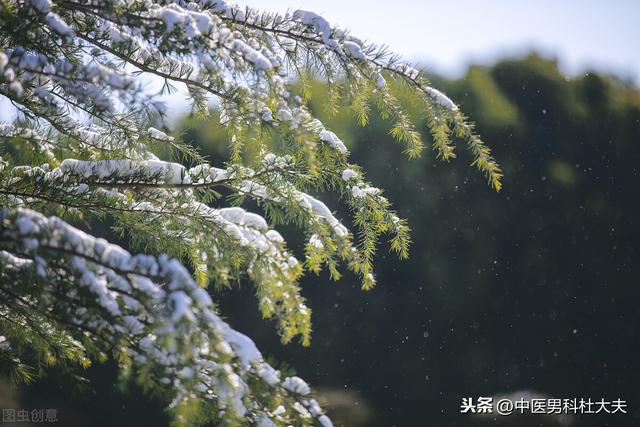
top-left (1, 1), bottom-right (637, 123)
top-left (241, 0), bottom-right (639, 81)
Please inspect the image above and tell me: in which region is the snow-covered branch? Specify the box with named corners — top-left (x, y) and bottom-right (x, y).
top-left (0, 207), bottom-right (332, 426)
top-left (0, 0), bottom-right (498, 424)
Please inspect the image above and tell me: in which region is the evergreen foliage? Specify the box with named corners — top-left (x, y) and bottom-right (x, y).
top-left (0, 1), bottom-right (499, 425)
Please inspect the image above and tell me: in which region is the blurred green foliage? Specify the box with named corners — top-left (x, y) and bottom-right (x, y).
top-left (217, 53), bottom-right (640, 427)
top-left (13, 53), bottom-right (640, 427)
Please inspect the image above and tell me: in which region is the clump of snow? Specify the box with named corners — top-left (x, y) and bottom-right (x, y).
top-left (230, 39), bottom-right (273, 70)
top-left (219, 207), bottom-right (268, 230)
top-left (425, 87), bottom-right (458, 111)
top-left (298, 193), bottom-right (348, 237)
top-left (257, 364), bottom-right (280, 385)
top-left (0, 53), bottom-right (8, 70)
top-left (27, 0), bottom-right (51, 14)
top-left (0, 250), bottom-right (33, 270)
top-left (45, 13), bottom-right (74, 37)
top-left (276, 108), bottom-right (292, 121)
top-left (319, 414), bottom-right (334, 427)
top-left (306, 398), bottom-right (323, 416)
top-left (293, 401), bottom-right (311, 418)
top-left (148, 127), bottom-right (175, 141)
top-left (191, 11), bottom-right (213, 33)
top-left (1, 207), bottom-right (330, 423)
top-left (208, 0), bottom-right (246, 22)
top-left (292, 10), bottom-right (343, 56)
top-left (282, 376), bottom-right (310, 395)
top-left (319, 130), bottom-right (347, 153)
top-left (351, 185), bottom-right (380, 198)
top-left (168, 291), bottom-right (194, 322)
top-left (222, 326), bottom-right (261, 366)
top-left (4, 68), bottom-right (15, 81)
top-left (391, 63), bottom-right (419, 80)
top-left (150, 4), bottom-right (200, 38)
top-left (308, 234), bottom-right (324, 249)
top-left (239, 180), bottom-right (269, 198)
top-left (8, 81), bottom-right (23, 96)
top-left (260, 107), bottom-right (273, 122)
top-left (265, 230), bottom-right (284, 243)
top-left (341, 169), bottom-right (358, 181)
top-left (56, 159), bottom-right (190, 185)
top-left (343, 41), bottom-right (365, 60)
top-left (261, 153), bottom-right (291, 169)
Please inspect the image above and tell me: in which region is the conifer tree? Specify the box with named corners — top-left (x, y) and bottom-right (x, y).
top-left (0, 1), bottom-right (501, 425)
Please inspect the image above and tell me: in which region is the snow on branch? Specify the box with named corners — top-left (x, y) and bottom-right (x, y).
top-left (0, 207), bottom-right (331, 426)
top-left (0, 0), bottom-right (499, 424)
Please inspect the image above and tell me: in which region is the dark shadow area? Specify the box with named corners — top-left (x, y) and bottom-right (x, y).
top-left (8, 54), bottom-right (640, 427)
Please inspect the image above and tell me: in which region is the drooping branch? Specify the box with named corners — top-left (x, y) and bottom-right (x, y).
top-left (0, 0), bottom-right (499, 425)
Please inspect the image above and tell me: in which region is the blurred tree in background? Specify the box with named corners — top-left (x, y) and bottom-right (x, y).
top-left (12, 54), bottom-right (640, 427)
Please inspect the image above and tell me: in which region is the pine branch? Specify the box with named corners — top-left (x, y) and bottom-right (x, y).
top-left (0, 0), bottom-right (501, 425)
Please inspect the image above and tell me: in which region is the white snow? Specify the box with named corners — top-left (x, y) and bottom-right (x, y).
top-left (0, 250), bottom-right (33, 270)
top-left (192, 287), bottom-right (213, 307)
top-left (292, 10), bottom-right (343, 56)
top-left (123, 315), bottom-right (145, 334)
top-left (341, 169), bottom-right (358, 181)
top-left (343, 41), bottom-right (365, 60)
top-left (45, 13), bottom-right (74, 37)
top-left (230, 40), bottom-right (273, 70)
top-left (282, 376), bottom-right (310, 395)
top-left (223, 327), bottom-right (261, 367)
top-left (0, 0), bottom-right (407, 422)
top-left (265, 230), bottom-right (284, 243)
top-left (306, 398), bottom-right (322, 416)
top-left (308, 234), bottom-right (324, 249)
top-left (319, 414), bottom-right (334, 427)
top-left (392, 63), bottom-right (420, 80)
top-left (27, 0), bottom-right (52, 14)
top-left (190, 11), bottom-right (213, 34)
top-left (425, 86), bottom-right (458, 111)
top-left (319, 130), bottom-right (347, 153)
top-left (4, 68), bottom-right (15, 81)
top-left (260, 107), bottom-right (273, 122)
top-left (351, 185), bottom-right (380, 198)
top-left (276, 108), bottom-right (293, 121)
top-left (168, 291), bottom-right (195, 322)
top-left (219, 207), bottom-right (268, 230)
top-left (57, 159), bottom-right (190, 185)
top-left (150, 4), bottom-right (202, 38)
top-left (298, 193), bottom-right (348, 237)
top-left (5, 199), bottom-right (332, 426)
top-left (255, 413), bottom-right (278, 427)
top-left (257, 364), bottom-right (280, 385)
top-left (148, 127), bottom-right (174, 141)
top-left (292, 401), bottom-right (311, 418)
